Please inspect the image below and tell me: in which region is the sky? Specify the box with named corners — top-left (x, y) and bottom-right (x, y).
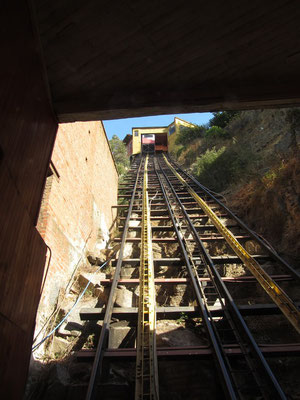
top-left (103, 112), bottom-right (213, 140)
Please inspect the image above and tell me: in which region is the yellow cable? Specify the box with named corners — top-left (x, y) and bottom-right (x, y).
top-left (135, 155), bottom-right (159, 400)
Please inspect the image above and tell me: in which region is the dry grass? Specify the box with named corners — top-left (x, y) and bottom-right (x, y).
top-left (229, 154), bottom-right (300, 264)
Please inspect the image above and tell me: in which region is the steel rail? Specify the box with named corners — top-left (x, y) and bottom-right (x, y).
top-left (158, 154), bottom-right (287, 400)
top-left (167, 154), bottom-right (300, 281)
top-left (85, 157), bottom-right (143, 400)
top-left (135, 155), bottom-right (159, 400)
top-left (152, 155), bottom-right (238, 400)
top-left (163, 154), bottom-right (300, 335)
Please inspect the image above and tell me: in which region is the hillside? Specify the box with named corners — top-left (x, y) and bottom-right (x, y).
top-left (173, 108), bottom-right (300, 266)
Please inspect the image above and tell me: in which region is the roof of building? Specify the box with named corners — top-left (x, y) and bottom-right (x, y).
top-left (174, 117), bottom-right (196, 127)
top-left (132, 126), bottom-right (168, 130)
top-left (123, 134), bottom-right (132, 145)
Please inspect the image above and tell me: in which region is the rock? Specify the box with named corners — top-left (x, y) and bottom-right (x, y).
top-left (161, 336), bottom-right (170, 344)
top-left (78, 272), bottom-right (106, 291)
top-left (58, 297), bottom-right (98, 336)
top-left (225, 263), bottom-right (246, 277)
top-left (120, 267), bottom-right (135, 278)
top-left (58, 325), bottom-right (81, 338)
top-left (51, 337), bottom-right (70, 356)
top-left (127, 229), bottom-right (137, 238)
top-left (86, 251), bottom-right (106, 266)
top-left (131, 243), bottom-right (141, 258)
top-left (109, 322), bottom-right (135, 348)
top-left (94, 286), bottom-right (105, 297)
top-left (156, 321), bottom-right (208, 346)
top-left (129, 219), bottom-right (140, 228)
top-left (123, 242), bottom-right (134, 258)
top-left (58, 315), bottom-right (83, 337)
top-left (152, 242), bottom-right (162, 258)
top-left (128, 219), bottom-right (140, 238)
top-left (244, 240), bottom-right (262, 255)
top-left (115, 286), bottom-right (133, 307)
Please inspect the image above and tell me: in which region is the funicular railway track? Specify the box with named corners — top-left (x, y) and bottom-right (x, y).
top-left (80, 154), bottom-right (300, 400)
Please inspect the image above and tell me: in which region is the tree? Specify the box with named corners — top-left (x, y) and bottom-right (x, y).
top-left (209, 111), bottom-right (240, 128)
top-left (109, 135), bottom-right (129, 176)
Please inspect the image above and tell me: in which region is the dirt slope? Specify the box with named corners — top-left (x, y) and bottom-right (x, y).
top-left (176, 108), bottom-right (300, 266)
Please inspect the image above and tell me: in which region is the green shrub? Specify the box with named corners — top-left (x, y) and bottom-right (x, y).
top-left (205, 125), bottom-right (229, 140)
top-left (175, 125), bottom-right (206, 146)
top-left (176, 146), bottom-right (185, 158)
top-left (185, 149), bottom-right (198, 164)
top-left (192, 147), bottom-right (225, 191)
top-left (192, 145), bottom-right (258, 192)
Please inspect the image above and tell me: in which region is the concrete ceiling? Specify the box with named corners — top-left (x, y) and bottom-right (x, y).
top-left (33, 0), bottom-right (300, 121)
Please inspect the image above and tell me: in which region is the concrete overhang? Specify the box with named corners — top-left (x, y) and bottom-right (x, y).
top-left (32, 0), bottom-right (300, 122)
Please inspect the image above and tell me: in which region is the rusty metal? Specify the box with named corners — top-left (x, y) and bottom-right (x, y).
top-left (96, 274), bottom-right (293, 286)
top-left (77, 343), bottom-right (300, 361)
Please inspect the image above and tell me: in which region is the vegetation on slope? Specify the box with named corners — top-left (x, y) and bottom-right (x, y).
top-left (174, 111), bottom-right (258, 192)
top-left (109, 135), bottom-right (129, 178)
top-left (173, 108), bottom-right (300, 265)
top-left (230, 154), bottom-right (300, 260)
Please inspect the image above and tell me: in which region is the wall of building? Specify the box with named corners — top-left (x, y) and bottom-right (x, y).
top-left (131, 119), bottom-right (195, 155)
top-left (168, 118), bottom-right (196, 154)
top-left (127, 139), bottom-right (132, 156)
top-left (132, 127), bottom-right (168, 154)
top-left (0, 1), bottom-right (58, 398)
top-left (35, 121), bottom-right (118, 341)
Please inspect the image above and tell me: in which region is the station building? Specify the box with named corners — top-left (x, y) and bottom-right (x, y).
top-left (124, 117), bottom-right (196, 156)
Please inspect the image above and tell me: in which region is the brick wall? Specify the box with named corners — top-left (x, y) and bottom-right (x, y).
top-left (36, 120), bottom-right (118, 335)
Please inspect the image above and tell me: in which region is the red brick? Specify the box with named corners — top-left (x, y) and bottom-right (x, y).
top-left (36, 121), bottom-right (118, 304)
